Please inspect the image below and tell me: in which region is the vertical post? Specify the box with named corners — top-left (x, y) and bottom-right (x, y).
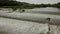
top-left (46, 18), bottom-right (51, 34)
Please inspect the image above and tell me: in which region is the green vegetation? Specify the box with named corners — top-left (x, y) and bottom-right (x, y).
top-left (0, 0), bottom-right (60, 10)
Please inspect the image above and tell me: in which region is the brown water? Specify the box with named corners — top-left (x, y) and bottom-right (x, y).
top-left (25, 7), bottom-right (60, 15)
top-left (0, 7), bottom-right (60, 34)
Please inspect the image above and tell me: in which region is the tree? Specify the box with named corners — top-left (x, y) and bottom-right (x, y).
top-left (57, 2), bottom-right (60, 4)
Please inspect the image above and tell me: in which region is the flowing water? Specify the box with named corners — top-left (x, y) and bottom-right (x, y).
top-left (25, 7), bottom-right (60, 15)
top-left (0, 7), bottom-right (60, 34)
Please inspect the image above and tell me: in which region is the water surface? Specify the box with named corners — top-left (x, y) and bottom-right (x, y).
top-left (25, 7), bottom-right (60, 15)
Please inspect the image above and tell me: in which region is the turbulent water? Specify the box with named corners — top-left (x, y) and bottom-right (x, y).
top-left (0, 7), bottom-right (60, 34)
top-left (24, 7), bottom-right (60, 15)
top-left (0, 17), bottom-right (48, 34)
top-left (25, 7), bottom-right (60, 12)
